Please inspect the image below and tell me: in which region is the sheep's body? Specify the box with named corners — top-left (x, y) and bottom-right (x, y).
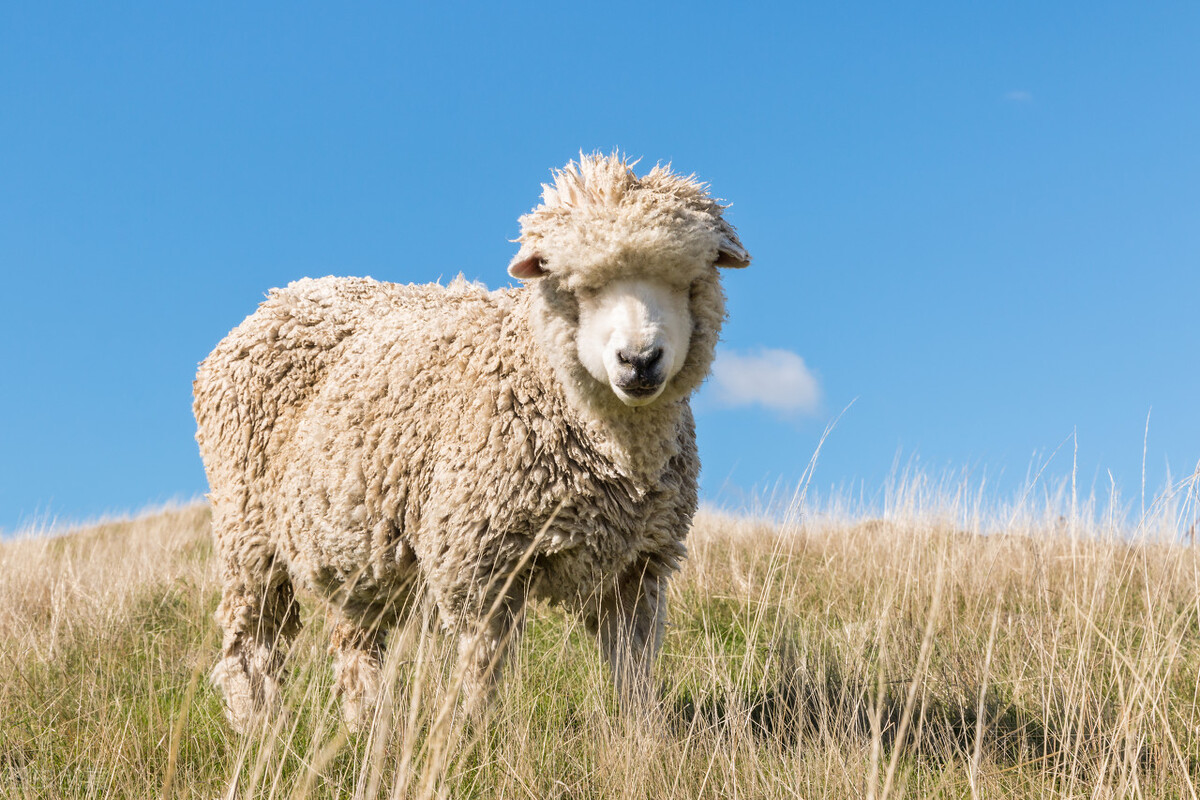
top-left (195, 154), bottom-right (746, 732)
top-left (197, 275), bottom-right (695, 623)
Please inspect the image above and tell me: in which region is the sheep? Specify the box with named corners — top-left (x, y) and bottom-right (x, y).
top-left (193, 153), bottom-right (750, 733)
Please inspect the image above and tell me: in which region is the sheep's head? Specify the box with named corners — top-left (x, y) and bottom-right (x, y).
top-left (510, 153), bottom-right (749, 412)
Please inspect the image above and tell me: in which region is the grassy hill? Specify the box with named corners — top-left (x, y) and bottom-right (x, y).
top-left (2, 494), bottom-right (1199, 798)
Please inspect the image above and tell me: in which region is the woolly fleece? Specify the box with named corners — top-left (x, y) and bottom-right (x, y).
top-left (193, 153), bottom-right (749, 731)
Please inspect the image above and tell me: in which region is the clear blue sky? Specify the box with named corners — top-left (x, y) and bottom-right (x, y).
top-left (2, 3), bottom-right (1198, 532)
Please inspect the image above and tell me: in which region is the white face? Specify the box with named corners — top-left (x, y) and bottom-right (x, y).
top-left (576, 279), bottom-right (692, 407)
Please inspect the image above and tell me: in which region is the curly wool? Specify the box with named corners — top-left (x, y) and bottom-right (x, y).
top-left (194, 153), bottom-right (748, 730)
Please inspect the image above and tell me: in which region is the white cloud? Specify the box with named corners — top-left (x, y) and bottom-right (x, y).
top-left (709, 347), bottom-right (821, 415)
top-left (1005, 90), bottom-right (1033, 103)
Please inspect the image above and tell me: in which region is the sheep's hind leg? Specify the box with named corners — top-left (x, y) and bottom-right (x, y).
top-left (212, 573), bottom-right (302, 735)
top-left (329, 607), bottom-right (393, 732)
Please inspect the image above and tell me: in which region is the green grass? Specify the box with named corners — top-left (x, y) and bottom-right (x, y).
top-left (2, 488), bottom-right (1200, 798)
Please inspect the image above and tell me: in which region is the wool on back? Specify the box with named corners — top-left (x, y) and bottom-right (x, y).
top-left (195, 274), bottom-right (694, 623)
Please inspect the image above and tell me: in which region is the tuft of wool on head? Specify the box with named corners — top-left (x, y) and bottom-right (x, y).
top-left (538, 153), bottom-right (719, 214)
top-left (510, 152), bottom-right (748, 283)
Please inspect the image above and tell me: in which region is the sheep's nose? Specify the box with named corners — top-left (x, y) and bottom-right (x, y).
top-left (617, 347), bottom-right (663, 376)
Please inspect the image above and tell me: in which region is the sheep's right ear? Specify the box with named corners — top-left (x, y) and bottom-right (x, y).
top-left (508, 253), bottom-right (548, 279)
top-left (714, 221), bottom-right (750, 269)
top-left (715, 235), bottom-right (751, 269)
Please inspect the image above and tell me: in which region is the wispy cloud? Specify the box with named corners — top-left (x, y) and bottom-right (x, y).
top-left (1005, 89), bottom-right (1033, 103)
top-left (709, 347), bottom-right (821, 416)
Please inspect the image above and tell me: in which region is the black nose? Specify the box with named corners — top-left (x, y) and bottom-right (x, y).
top-left (617, 347), bottom-right (663, 375)
top-left (615, 347), bottom-right (664, 397)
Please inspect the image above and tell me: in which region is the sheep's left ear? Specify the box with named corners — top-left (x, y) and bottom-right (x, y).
top-left (508, 252), bottom-right (548, 279)
top-left (715, 232), bottom-right (750, 269)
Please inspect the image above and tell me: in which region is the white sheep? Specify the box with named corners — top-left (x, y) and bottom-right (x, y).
top-left (193, 153), bottom-right (750, 732)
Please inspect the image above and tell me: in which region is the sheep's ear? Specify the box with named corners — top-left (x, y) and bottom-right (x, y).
top-left (715, 234), bottom-right (750, 269)
top-left (508, 253), bottom-right (548, 279)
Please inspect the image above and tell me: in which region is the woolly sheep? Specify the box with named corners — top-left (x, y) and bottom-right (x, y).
top-left (193, 153), bottom-right (750, 732)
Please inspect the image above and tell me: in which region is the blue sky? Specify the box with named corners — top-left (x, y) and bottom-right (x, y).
top-left (2, 3), bottom-right (1198, 532)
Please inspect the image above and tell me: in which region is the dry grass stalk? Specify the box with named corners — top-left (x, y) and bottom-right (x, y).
top-left (2, 474), bottom-right (1199, 798)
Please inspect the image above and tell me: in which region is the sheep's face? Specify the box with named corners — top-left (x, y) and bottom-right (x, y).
top-left (509, 154), bottom-right (750, 415)
top-left (575, 278), bottom-right (692, 407)
top-left (515, 255), bottom-right (740, 414)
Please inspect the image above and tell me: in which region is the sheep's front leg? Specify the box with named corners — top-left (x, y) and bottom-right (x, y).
top-left (455, 596), bottom-right (526, 715)
top-left (590, 566), bottom-right (667, 715)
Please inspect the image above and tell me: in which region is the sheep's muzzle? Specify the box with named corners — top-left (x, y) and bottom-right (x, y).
top-left (614, 347), bottom-right (664, 397)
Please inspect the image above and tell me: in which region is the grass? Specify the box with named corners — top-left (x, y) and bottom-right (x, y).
top-left (2, 477), bottom-right (1200, 799)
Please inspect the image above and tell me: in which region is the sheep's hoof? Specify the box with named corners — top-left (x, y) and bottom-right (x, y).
top-left (212, 656), bottom-right (283, 735)
top-left (340, 695), bottom-right (374, 734)
top-left (333, 649), bottom-right (383, 734)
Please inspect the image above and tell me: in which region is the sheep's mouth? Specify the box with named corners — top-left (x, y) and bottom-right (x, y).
top-left (616, 379), bottom-right (660, 398)
top-left (612, 377), bottom-right (665, 406)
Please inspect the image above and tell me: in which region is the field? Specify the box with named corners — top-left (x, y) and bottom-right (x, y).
top-left (3, 481), bottom-right (1200, 799)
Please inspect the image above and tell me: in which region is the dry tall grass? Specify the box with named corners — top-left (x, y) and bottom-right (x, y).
top-left (2, 477), bottom-right (1200, 798)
